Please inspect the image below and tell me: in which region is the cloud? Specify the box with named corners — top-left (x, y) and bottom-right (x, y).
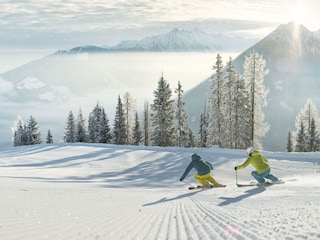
top-left (1, 0), bottom-right (319, 50)
top-left (17, 77), bottom-right (45, 90)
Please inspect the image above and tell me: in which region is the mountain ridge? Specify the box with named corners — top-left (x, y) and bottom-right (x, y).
top-left (56, 28), bottom-right (257, 54)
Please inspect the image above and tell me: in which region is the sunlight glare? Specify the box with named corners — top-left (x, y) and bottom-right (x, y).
top-left (291, 8), bottom-right (304, 25)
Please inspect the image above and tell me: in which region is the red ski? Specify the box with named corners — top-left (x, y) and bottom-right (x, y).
top-left (188, 184), bottom-right (226, 190)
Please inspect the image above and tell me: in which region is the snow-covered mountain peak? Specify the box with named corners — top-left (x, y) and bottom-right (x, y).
top-left (267, 22), bottom-right (320, 56)
top-left (113, 28), bottom-right (224, 52)
top-left (54, 28), bottom-right (256, 54)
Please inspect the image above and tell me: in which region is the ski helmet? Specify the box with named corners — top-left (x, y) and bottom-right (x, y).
top-left (191, 153), bottom-right (201, 161)
top-left (246, 146), bottom-right (255, 155)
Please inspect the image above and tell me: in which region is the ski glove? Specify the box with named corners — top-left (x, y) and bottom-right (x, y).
top-left (180, 178), bottom-right (183, 182)
top-left (234, 166), bottom-right (238, 171)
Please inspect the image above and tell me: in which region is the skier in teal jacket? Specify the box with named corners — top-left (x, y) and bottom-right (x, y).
top-left (180, 153), bottom-right (223, 188)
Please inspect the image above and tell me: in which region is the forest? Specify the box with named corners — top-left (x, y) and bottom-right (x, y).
top-left (11, 51), bottom-right (319, 152)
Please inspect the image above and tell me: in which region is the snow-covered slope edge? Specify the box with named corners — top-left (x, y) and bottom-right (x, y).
top-left (0, 143), bottom-right (319, 240)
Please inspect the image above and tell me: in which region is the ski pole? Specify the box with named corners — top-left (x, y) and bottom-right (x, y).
top-left (235, 169), bottom-right (239, 186)
top-left (181, 180), bottom-right (195, 188)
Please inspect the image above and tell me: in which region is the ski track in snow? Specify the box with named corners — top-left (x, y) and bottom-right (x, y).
top-left (0, 143), bottom-right (320, 240)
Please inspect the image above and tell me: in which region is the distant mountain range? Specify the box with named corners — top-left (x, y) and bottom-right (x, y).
top-left (57, 28), bottom-right (257, 53)
top-left (1, 23), bottom-right (320, 150)
top-left (183, 22), bottom-right (320, 150)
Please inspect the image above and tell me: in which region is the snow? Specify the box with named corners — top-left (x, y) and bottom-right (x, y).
top-left (0, 143), bottom-right (319, 240)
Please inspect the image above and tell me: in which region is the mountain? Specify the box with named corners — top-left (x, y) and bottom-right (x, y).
top-left (58, 28), bottom-right (256, 53)
top-left (183, 22), bottom-right (320, 150)
top-left (1, 23), bottom-right (318, 150)
top-left (109, 28), bottom-right (252, 52)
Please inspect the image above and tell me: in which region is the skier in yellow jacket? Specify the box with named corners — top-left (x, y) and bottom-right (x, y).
top-left (234, 146), bottom-right (280, 185)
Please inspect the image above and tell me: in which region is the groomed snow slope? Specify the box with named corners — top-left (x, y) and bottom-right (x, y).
top-left (0, 143), bottom-right (319, 240)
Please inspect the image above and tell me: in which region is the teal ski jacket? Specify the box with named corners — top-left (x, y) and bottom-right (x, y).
top-left (180, 154), bottom-right (213, 181)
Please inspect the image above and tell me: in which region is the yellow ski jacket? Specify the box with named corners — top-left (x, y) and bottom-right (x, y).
top-left (236, 151), bottom-right (270, 174)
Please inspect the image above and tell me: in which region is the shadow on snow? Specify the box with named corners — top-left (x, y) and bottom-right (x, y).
top-left (218, 187), bottom-right (265, 206)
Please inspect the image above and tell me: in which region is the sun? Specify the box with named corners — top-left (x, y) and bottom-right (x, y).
top-left (291, 7), bottom-right (305, 25)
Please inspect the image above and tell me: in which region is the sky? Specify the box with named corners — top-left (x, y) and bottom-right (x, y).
top-left (1, 0), bottom-right (320, 52)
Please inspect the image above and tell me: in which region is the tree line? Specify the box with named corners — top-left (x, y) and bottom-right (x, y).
top-left (13, 51), bottom-right (273, 150)
top-left (287, 98), bottom-right (320, 152)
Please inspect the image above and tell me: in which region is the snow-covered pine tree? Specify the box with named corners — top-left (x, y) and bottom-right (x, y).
top-left (132, 111), bottom-right (142, 145)
top-left (98, 108), bottom-right (112, 143)
top-left (123, 92), bottom-right (136, 145)
top-left (295, 121), bottom-right (306, 152)
top-left (12, 116), bottom-right (27, 146)
top-left (243, 51), bottom-right (269, 149)
top-left (63, 111), bottom-right (76, 143)
top-left (295, 99), bottom-right (320, 152)
top-left (233, 72), bottom-right (251, 149)
top-left (143, 101), bottom-right (150, 146)
top-left (294, 99), bottom-right (320, 151)
top-left (208, 54), bottom-right (224, 147)
top-left (187, 130), bottom-right (196, 147)
top-left (198, 109), bottom-right (209, 148)
top-left (46, 129), bottom-right (53, 144)
top-left (174, 81), bottom-right (193, 147)
top-left (75, 108), bottom-right (89, 143)
top-left (151, 73), bottom-right (175, 147)
top-left (308, 118), bottom-right (319, 151)
top-left (286, 130), bottom-right (293, 152)
top-left (113, 95), bottom-right (127, 145)
top-left (88, 103), bottom-right (104, 143)
top-left (25, 115), bottom-right (42, 145)
top-left (221, 57), bottom-right (237, 148)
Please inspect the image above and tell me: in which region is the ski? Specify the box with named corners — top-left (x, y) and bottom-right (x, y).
top-left (236, 183), bottom-right (258, 187)
top-left (237, 180), bottom-right (285, 187)
top-left (188, 184), bottom-right (226, 190)
top-left (188, 185), bottom-right (203, 190)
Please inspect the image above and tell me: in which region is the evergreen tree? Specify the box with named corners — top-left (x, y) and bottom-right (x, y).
top-left (197, 101), bottom-right (209, 147)
top-left (12, 116), bottom-right (27, 146)
top-left (295, 121), bottom-right (306, 152)
top-left (308, 118), bottom-right (319, 152)
top-left (98, 108), bottom-right (112, 143)
top-left (198, 111), bottom-right (208, 147)
top-left (286, 130), bottom-right (293, 152)
top-left (132, 111), bottom-right (142, 145)
top-left (233, 72), bottom-right (251, 149)
top-left (143, 101), bottom-right (150, 146)
top-left (25, 115), bottom-right (42, 145)
top-left (221, 57), bottom-right (237, 148)
top-left (208, 54), bottom-right (224, 147)
top-left (63, 111), bottom-right (76, 143)
top-left (113, 95), bottom-right (127, 145)
top-left (294, 99), bottom-right (320, 152)
top-left (87, 104), bottom-right (112, 144)
top-left (187, 130), bottom-right (196, 147)
top-left (174, 81), bottom-right (193, 147)
top-left (123, 92), bottom-right (136, 144)
top-left (243, 51), bottom-right (269, 149)
top-left (151, 74), bottom-right (175, 147)
top-left (75, 108), bottom-right (89, 143)
top-left (46, 130), bottom-right (53, 144)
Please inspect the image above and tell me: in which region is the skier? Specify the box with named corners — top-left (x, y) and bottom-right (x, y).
top-left (180, 153), bottom-right (224, 188)
top-left (234, 146), bottom-right (280, 185)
